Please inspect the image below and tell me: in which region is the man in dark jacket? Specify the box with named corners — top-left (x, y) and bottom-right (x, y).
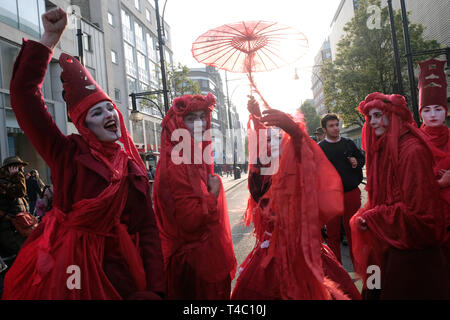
top-left (319, 114), bottom-right (365, 265)
top-left (0, 156), bottom-right (28, 296)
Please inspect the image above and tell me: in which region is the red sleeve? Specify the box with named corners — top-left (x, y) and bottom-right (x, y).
top-left (136, 193), bottom-right (166, 296)
top-left (362, 143), bottom-right (445, 249)
top-left (10, 39), bottom-right (69, 168)
top-left (167, 164), bottom-right (219, 234)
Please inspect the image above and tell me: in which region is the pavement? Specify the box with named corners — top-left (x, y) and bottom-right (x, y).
top-left (220, 172), bottom-right (249, 192)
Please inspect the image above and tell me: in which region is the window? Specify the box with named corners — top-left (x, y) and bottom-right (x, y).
top-left (145, 9), bottom-right (151, 23)
top-left (127, 76), bottom-right (137, 93)
top-left (121, 9), bottom-right (131, 29)
top-left (0, 0), bottom-right (45, 37)
top-left (0, 1), bottom-right (18, 28)
top-left (107, 12), bottom-right (114, 26)
top-left (114, 89), bottom-right (121, 102)
top-left (83, 34), bottom-right (92, 52)
top-left (134, 0), bottom-right (141, 11)
top-left (124, 43), bottom-right (135, 62)
top-left (111, 50), bottom-right (118, 64)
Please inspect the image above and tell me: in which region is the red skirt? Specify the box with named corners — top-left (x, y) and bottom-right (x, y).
top-left (231, 242), bottom-right (361, 300)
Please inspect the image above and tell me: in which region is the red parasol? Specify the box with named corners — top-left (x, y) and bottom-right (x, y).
top-left (192, 20), bottom-right (308, 108)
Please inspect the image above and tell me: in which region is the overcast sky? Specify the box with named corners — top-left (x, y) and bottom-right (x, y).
top-left (164, 0), bottom-right (342, 118)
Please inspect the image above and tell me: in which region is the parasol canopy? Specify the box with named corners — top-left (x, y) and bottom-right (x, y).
top-left (192, 21), bottom-right (308, 108)
top-left (192, 20), bottom-right (308, 74)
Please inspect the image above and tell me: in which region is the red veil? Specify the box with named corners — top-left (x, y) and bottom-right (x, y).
top-left (244, 114), bottom-right (346, 299)
top-left (153, 94), bottom-right (236, 288)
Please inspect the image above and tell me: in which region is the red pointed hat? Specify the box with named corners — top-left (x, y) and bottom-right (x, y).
top-left (418, 58), bottom-right (448, 113)
top-left (59, 53), bottom-right (111, 125)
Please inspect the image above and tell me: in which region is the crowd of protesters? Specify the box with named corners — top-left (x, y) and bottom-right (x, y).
top-left (0, 7), bottom-right (448, 300)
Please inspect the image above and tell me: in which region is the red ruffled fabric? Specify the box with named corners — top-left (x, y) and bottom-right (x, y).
top-left (421, 125), bottom-right (450, 206)
top-left (153, 94), bottom-right (236, 299)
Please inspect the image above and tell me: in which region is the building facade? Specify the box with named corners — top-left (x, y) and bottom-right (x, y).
top-left (0, 0), bottom-right (107, 183)
top-left (0, 0), bottom-right (174, 179)
top-left (311, 38), bottom-right (332, 116)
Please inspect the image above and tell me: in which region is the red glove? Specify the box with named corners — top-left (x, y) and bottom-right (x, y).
top-left (261, 109), bottom-right (301, 140)
top-left (261, 109), bottom-right (303, 161)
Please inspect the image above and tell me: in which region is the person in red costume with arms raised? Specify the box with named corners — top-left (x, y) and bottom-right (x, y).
top-left (231, 97), bottom-right (361, 300)
top-left (417, 58), bottom-right (450, 293)
top-left (2, 8), bottom-right (165, 300)
top-left (153, 93), bottom-right (236, 299)
top-left (350, 92), bottom-right (448, 300)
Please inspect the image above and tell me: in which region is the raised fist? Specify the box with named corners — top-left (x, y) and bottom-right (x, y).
top-left (40, 8), bottom-right (68, 49)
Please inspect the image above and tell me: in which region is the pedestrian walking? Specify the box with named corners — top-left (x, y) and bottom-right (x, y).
top-left (153, 93), bottom-right (236, 299)
top-left (2, 8), bottom-right (165, 300)
top-left (318, 113), bottom-right (365, 264)
top-left (350, 92), bottom-right (448, 300)
top-left (231, 96), bottom-right (360, 300)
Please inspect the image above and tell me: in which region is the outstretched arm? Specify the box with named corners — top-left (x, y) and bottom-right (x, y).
top-left (10, 8), bottom-right (69, 167)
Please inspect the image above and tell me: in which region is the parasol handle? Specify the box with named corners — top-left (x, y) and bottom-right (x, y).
top-left (247, 72), bottom-right (271, 109)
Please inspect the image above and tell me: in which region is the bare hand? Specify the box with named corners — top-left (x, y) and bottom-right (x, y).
top-left (207, 174), bottom-right (221, 198)
top-left (247, 96), bottom-right (262, 118)
top-left (356, 216), bottom-right (367, 231)
top-left (40, 8), bottom-right (68, 49)
top-left (8, 165), bottom-right (19, 175)
top-left (348, 157), bottom-right (357, 169)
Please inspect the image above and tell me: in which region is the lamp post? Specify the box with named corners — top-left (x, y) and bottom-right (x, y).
top-left (399, 0), bottom-right (420, 126)
top-left (387, 0), bottom-right (404, 95)
top-left (154, 0), bottom-right (170, 113)
top-left (224, 71), bottom-right (238, 180)
top-left (129, 90), bottom-right (166, 119)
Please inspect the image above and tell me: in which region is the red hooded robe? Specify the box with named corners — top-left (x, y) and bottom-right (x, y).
top-left (350, 92), bottom-right (448, 300)
top-left (153, 94), bottom-right (236, 299)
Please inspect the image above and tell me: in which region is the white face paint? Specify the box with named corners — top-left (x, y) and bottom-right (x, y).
top-left (85, 100), bottom-right (121, 142)
top-left (420, 105), bottom-right (446, 127)
top-left (183, 110), bottom-right (207, 137)
top-left (368, 108), bottom-right (390, 137)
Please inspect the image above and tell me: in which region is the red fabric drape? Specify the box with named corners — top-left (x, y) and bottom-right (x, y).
top-left (241, 114), bottom-right (347, 299)
top-left (153, 94), bottom-right (236, 298)
top-left (351, 93), bottom-right (446, 289)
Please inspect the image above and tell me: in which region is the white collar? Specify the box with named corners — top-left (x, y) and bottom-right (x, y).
top-left (325, 136), bottom-right (341, 143)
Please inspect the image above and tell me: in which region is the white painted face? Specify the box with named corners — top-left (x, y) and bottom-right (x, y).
top-left (368, 108), bottom-right (390, 137)
top-left (420, 105), bottom-right (446, 127)
top-left (85, 100), bottom-right (121, 142)
top-left (183, 110), bottom-right (207, 136)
